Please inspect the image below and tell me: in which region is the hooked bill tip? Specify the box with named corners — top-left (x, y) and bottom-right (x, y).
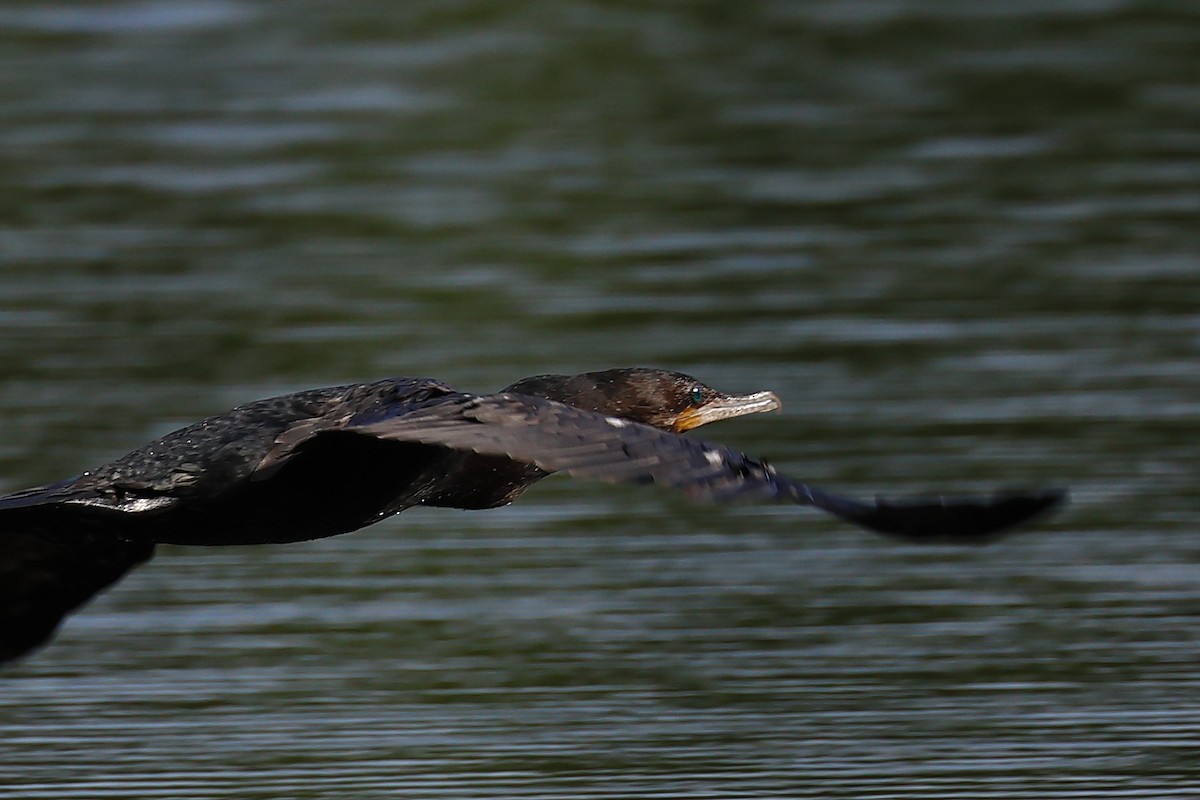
top-left (675, 390), bottom-right (782, 431)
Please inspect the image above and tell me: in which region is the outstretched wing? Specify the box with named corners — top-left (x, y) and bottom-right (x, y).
top-left (343, 393), bottom-right (1065, 542)
top-left (0, 519), bottom-right (154, 664)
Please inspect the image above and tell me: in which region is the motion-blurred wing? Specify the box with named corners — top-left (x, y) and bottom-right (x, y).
top-left (343, 393), bottom-right (1065, 542)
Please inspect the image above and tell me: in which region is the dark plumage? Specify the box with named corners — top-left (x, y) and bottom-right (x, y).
top-left (0, 368), bottom-right (1065, 663)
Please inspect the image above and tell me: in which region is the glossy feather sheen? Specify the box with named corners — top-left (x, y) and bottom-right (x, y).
top-left (0, 370), bottom-right (1065, 664)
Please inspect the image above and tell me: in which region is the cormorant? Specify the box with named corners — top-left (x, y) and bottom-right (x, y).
top-left (0, 368), bottom-right (1064, 663)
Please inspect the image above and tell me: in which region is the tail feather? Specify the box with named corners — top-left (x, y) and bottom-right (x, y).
top-left (0, 481), bottom-right (86, 511)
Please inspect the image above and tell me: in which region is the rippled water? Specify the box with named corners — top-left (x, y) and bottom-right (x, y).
top-left (1, 1), bottom-right (1199, 797)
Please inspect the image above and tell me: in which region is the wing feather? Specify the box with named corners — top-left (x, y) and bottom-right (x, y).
top-left (345, 393), bottom-right (1065, 541)
top-left (0, 526), bottom-right (153, 663)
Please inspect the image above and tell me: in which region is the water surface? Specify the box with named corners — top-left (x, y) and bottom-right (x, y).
top-left (1, 1), bottom-right (1198, 797)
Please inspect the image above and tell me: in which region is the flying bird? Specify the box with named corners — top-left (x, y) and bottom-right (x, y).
top-left (0, 368), bottom-right (1064, 663)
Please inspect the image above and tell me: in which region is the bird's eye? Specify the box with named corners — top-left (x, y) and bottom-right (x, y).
top-left (690, 387), bottom-right (705, 406)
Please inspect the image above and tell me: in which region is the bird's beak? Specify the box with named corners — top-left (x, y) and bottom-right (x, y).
top-left (673, 391), bottom-right (782, 432)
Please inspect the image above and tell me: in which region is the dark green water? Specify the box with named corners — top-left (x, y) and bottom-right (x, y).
top-left (1, 1), bottom-right (1198, 797)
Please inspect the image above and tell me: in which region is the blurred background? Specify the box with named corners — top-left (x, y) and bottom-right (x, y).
top-left (0, 1), bottom-right (1197, 797)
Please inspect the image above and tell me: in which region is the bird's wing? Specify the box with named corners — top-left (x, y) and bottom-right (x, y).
top-left (46, 378), bottom-right (460, 505)
top-left (0, 523), bottom-right (154, 664)
top-left (341, 392), bottom-right (1065, 543)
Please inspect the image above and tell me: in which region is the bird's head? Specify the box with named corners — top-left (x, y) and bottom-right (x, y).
top-left (504, 368), bottom-right (782, 433)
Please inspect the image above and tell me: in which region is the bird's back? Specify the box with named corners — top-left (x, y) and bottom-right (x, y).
top-left (0, 378), bottom-right (457, 544)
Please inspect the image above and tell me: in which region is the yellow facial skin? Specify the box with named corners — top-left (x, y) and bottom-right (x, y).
top-left (672, 391), bottom-right (782, 433)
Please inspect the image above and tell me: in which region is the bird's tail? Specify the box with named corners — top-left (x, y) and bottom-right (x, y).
top-left (0, 480), bottom-right (84, 514)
